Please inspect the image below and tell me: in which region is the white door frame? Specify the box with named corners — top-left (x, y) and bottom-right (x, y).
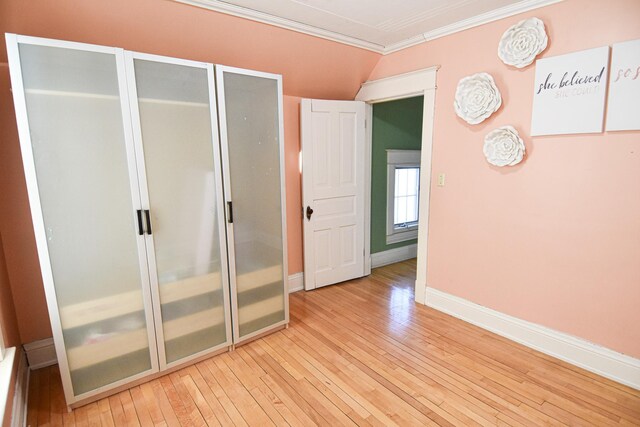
top-left (355, 66), bottom-right (438, 305)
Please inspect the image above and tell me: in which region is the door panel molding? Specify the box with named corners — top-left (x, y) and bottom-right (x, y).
top-left (301, 99), bottom-right (366, 290)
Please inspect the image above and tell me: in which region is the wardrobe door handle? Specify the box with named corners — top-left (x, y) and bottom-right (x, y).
top-left (136, 210), bottom-right (144, 235)
top-left (227, 201), bottom-right (233, 224)
top-left (144, 210), bottom-right (152, 235)
top-left (306, 206), bottom-right (314, 221)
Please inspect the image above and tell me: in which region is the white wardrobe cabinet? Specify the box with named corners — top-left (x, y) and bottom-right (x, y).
top-left (6, 34), bottom-right (288, 407)
top-left (216, 66), bottom-right (289, 343)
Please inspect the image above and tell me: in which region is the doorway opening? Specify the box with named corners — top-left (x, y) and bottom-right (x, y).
top-left (369, 96), bottom-right (424, 268)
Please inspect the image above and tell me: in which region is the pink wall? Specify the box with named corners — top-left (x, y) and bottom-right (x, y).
top-left (369, 0), bottom-right (640, 358)
top-left (284, 96), bottom-right (304, 274)
top-left (2, 0), bottom-right (638, 362)
top-left (0, 233), bottom-right (20, 347)
top-left (0, 0), bottom-right (379, 342)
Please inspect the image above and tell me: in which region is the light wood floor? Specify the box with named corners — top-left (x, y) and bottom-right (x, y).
top-left (27, 260), bottom-right (640, 426)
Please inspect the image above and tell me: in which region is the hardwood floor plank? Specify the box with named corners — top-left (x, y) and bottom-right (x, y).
top-left (148, 379), bottom-right (180, 426)
top-left (167, 372), bottom-right (207, 426)
top-left (129, 386), bottom-right (157, 427)
top-left (207, 356), bottom-right (273, 425)
top-left (25, 259), bottom-right (640, 426)
top-left (119, 390), bottom-right (145, 426)
top-left (97, 399), bottom-right (115, 427)
top-left (158, 375), bottom-right (192, 426)
top-left (178, 373), bottom-right (221, 427)
top-left (83, 402), bottom-right (102, 427)
top-left (182, 365), bottom-right (233, 426)
top-left (36, 366), bottom-right (51, 426)
top-left (107, 394), bottom-right (127, 426)
top-left (195, 361), bottom-right (248, 426)
top-left (49, 366), bottom-right (65, 427)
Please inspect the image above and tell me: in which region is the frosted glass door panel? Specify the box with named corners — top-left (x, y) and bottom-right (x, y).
top-left (17, 43), bottom-right (153, 395)
top-left (219, 71), bottom-right (285, 338)
top-left (132, 59), bottom-right (228, 363)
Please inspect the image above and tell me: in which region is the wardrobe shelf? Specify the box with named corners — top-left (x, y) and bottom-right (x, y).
top-left (67, 328), bottom-right (148, 371)
top-left (67, 306), bottom-right (228, 371)
top-left (60, 264), bottom-right (281, 330)
top-left (25, 88), bottom-right (209, 107)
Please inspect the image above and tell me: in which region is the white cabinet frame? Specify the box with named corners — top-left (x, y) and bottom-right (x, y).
top-left (5, 34), bottom-right (161, 406)
top-left (123, 51), bottom-right (234, 370)
top-left (215, 65), bottom-right (290, 345)
top-left (6, 34), bottom-right (290, 407)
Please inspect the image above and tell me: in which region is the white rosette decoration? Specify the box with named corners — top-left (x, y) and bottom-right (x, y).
top-left (483, 126), bottom-right (525, 167)
top-left (454, 72), bottom-right (502, 125)
top-left (498, 17), bottom-right (548, 68)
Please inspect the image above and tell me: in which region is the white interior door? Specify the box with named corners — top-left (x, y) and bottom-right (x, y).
top-left (301, 99), bottom-right (366, 290)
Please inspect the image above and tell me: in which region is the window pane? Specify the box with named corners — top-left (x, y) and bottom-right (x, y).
top-left (394, 167), bottom-right (420, 226)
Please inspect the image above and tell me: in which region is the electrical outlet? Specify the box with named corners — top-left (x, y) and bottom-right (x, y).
top-left (437, 173), bottom-right (445, 187)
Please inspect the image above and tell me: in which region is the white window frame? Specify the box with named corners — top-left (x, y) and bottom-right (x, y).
top-left (386, 149), bottom-right (421, 244)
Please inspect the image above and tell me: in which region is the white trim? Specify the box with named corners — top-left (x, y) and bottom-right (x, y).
top-left (364, 105), bottom-right (373, 276)
top-left (10, 349), bottom-right (28, 427)
top-left (371, 244), bottom-right (417, 269)
top-left (355, 67), bottom-right (437, 304)
top-left (386, 149), bottom-right (422, 165)
top-left (174, 0), bottom-right (384, 53)
top-left (386, 150), bottom-right (421, 243)
top-left (414, 90), bottom-right (436, 305)
top-left (288, 273), bottom-right (304, 293)
top-left (386, 228), bottom-right (418, 245)
top-left (0, 347), bottom-right (15, 425)
top-left (173, 0), bottom-right (561, 55)
top-left (426, 288), bottom-right (640, 390)
top-left (384, 0), bottom-right (562, 54)
top-left (356, 67), bottom-right (438, 103)
top-left (23, 339), bottom-right (56, 370)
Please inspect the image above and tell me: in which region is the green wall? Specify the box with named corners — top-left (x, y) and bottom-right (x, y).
top-left (371, 96), bottom-right (424, 254)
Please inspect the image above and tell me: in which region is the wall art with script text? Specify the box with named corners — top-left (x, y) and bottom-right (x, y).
top-left (606, 38), bottom-right (640, 131)
top-left (531, 46), bottom-right (610, 136)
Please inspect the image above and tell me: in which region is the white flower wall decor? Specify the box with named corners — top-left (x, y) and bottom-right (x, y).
top-left (483, 126), bottom-right (526, 167)
top-left (454, 72), bottom-right (502, 125)
top-left (498, 17), bottom-right (548, 68)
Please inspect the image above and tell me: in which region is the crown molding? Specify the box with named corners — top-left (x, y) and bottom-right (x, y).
top-left (174, 0), bottom-right (563, 56)
top-left (383, 0), bottom-right (563, 54)
top-left (173, 0), bottom-right (385, 53)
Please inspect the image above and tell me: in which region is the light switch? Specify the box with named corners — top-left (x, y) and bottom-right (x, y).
top-left (437, 173), bottom-right (445, 187)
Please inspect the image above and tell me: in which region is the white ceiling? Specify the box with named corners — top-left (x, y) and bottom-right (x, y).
top-left (176, 0), bottom-right (561, 54)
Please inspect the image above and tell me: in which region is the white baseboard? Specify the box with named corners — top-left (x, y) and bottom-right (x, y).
top-left (11, 349), bottom-right (28, 427)
top-left (23, 338), bottom-right (56, 370)
top-left (426, 287), bottom-right (640, 390)
top-left (371, 244), bottom-right (417, 268)
top-left (288, 273), bottom-right (304, 293)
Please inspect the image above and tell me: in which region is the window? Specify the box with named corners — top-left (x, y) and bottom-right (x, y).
top-left (386, 150), bottom-right (421, 244)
